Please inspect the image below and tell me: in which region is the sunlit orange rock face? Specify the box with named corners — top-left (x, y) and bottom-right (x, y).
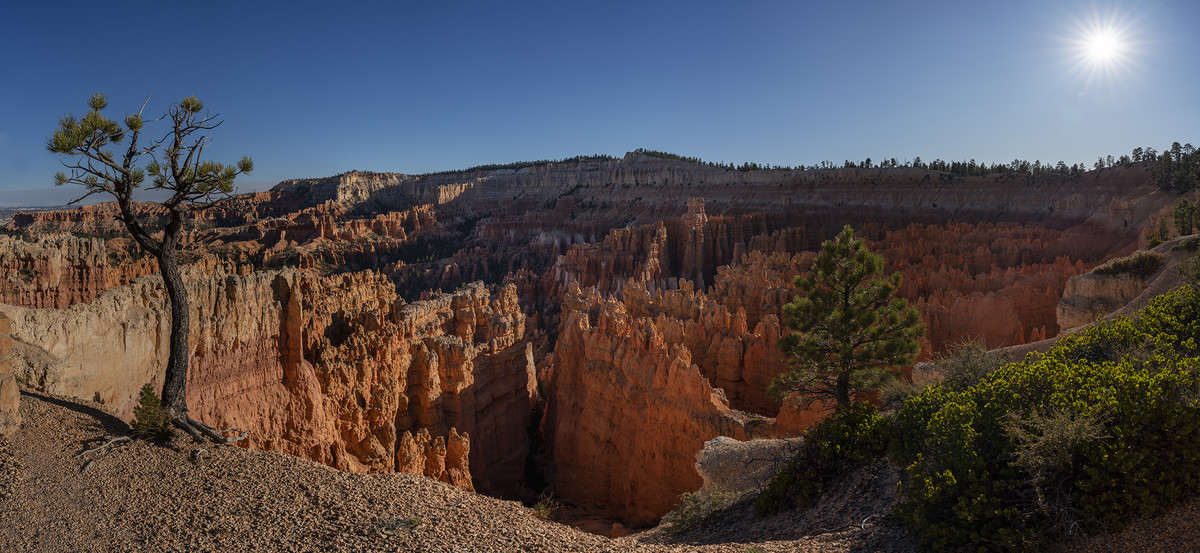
top-left (0, 243), bottom-right (535, 492)
top-left (188, 275), bottom-right (537, 493)
top-left (0, 235), bottom-right (156, 309)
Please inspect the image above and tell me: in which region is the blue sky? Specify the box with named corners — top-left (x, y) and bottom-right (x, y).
top-left (1, 1), bottom-right (1196, 205)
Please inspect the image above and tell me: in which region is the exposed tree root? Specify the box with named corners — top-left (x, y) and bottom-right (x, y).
top-left (76, 435), bottom-right (134, 472)
top-left (172, 416), bottom-right (249, 444)
top-left (75, 436), bottom-right (133, 458)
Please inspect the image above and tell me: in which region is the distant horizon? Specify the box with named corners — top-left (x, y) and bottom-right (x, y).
top-left (4, 1), bottom-right (1197, 207)
top-left (0, 141), bottom-right (1175, 208)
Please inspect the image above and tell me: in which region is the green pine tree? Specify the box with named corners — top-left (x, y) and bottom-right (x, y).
top-left (770, 225), bottom-right (925, 408)
top-left (1175, 198), bottom-right (1197, 236)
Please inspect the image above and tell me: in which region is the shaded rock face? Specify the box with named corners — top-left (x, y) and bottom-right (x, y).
top-left (0, 311), bottom-right (19, 437)
top-left (544, 286), bottom-right (768, 527)
top-left (0, 264), bottom-right (535, 493)
top-left (1057, 272), bottom-right (1152, 330)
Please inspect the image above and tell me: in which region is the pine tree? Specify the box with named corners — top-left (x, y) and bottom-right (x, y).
top-left (771, 225), bottom-right (925, 408)
top-left (1175, 199), bottom-right (1197, 236)
top-left (47, 93), bottom-right (251, 443)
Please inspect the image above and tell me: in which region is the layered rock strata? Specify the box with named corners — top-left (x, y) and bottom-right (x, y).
top-left (0, 266), bottom-right (534, 492)
top-left (1057, 272), bottom-right (1155, 330)
top-left (544, 285), bottom-right (770, 526)
top-left (0, 311), bottom-right (18, 437)
top-left (0, 234), bottom-right (156, 309)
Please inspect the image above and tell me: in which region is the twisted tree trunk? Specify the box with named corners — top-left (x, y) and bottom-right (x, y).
top-left (157, 233), bottom-right (191, 418)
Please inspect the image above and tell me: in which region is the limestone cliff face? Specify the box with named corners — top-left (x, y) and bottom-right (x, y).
top-left (545, 284), bottom-right (769, 526)
top-left (1056, 272), bottom-right (1151, 330)
top-left (621, 281), bottom-right (784, 416)
top-left (0, 311), bottom-right (18, 437)
top-left (0, 235), bottom-right (156, 309)
top-left (0, 267), bottom-right (535, 493)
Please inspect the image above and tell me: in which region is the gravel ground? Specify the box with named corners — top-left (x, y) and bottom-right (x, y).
top-left (0, 391), bottom-right (920, 552)
top-left (640, 459), bottom-right (916, 553)
top-left (5, 390), bottom-right (1187, 552)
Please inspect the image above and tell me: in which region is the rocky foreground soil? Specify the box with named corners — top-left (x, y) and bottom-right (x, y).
top-left (1, 391), bottom-right (1190, 552)
top-left (0, 392), bottom-right (920, 552)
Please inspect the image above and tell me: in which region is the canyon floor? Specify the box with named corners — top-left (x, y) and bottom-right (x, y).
top-left (3, 390), bottom-right (1193, 553)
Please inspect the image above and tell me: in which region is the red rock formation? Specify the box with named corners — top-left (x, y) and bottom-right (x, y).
top-left (2, 262), bottom-right (536, 493)
top-left (0, 311), bottom-right (18, 438)
top-left (0, 235), bottom-right (157, 309)
top-left (545, 284), bottom-right (765, 526)
top-left (397, 428), bottom-right (473, 491)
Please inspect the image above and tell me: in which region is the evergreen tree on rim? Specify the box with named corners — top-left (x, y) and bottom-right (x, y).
top-left (46, 93), bottom-right (251, 443)
top-left (770, 225), bottom-right (925, 408)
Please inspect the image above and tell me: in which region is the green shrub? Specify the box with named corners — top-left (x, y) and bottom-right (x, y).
top-left (663, 487), bottom-right (736, 532)
top-left (130, 383), bottom-right (175, 441)
top-left (892, 285), bottom-right (1200, 551)
top-left (1093, 250), bottom-right (1164, 278)
top-left (532, 491), bottom-right (560, 520)
top-left (755, 402), bottom-right (887, 517)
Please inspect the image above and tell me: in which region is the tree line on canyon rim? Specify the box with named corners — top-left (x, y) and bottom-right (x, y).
top-left (634, 143), bottom-right (1200, 185)
top-left (325, 140), bottom-right (1199, 184)
top-left (40, 93), bottom-right (1200, 550)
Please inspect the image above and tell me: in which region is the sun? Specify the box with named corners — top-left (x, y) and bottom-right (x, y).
top-left (1084, 28), bottom-right (1121, 63)
top-left (1063, 10), bottom-right (1139, 86)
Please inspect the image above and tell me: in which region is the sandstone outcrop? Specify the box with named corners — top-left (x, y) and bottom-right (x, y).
top-left (1, 265), bottom-right (535, 492)
top-left (0, 234), bottom-right (157, 309)
top-left (1057, 272), bottom-right (1154, 330)
top-left (694, 435), bottom-right (799, 495)
top-left (0, 311), bottom-right (18, 438)
top-left (545, 285), bottom-right (770, 526)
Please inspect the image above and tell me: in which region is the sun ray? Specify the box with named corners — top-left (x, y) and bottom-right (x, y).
top-left (1061, 7), bottom-right (1142, 90)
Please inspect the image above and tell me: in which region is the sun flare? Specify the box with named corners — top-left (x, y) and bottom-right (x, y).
top-left (1064, 10), bottom-right (1139, 86)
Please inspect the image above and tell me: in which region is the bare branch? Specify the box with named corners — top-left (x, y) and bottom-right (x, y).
top-left (75, 435), bottom-right (133, 458)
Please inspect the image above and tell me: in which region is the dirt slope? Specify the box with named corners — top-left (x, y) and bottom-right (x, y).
top-left (0, 391), bottom-right (914, 553)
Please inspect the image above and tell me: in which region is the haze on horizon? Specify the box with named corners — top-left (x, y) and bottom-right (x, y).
top-left (1, 0), bottom-right (1196, 206)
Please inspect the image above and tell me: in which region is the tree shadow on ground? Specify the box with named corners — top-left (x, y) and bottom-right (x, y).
top-left (20, 390), bottom-right (129, 436)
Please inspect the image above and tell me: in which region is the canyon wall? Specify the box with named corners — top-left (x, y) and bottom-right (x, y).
top-left (0, 311), bottom-right (18, 437)
top-left (544, 284), bottom-right (767, 526)
top-left (0, 261), bottom-right (535, 493)
top-left (0, 235), bottom-right (156, 309)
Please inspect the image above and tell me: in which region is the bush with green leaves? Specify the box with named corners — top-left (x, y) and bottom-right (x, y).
top-left (891, 284), bottom-right (1200, 551)
top-left (130, 383), bottom-right (175, 441)
top-left (755, 402), bottom-right (887, 516)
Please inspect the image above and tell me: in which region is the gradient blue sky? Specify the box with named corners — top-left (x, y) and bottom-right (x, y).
top-left (1, 1), bottom-right (1196, 205)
